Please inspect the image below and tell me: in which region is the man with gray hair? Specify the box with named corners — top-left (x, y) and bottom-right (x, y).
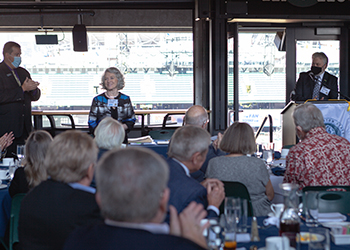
top-left (18, 130), bottom-right (103, 250)
top-left (184, 105), bottom-right (226, 182)
top-left (166, 125), bottom-right (225, 223)
top-left (94, 117), bottom-right (125, 159)
top-left (283, 103), bottom-right (350, 189)
top-left (291, 52), bottom-right (338, 101)
top-left (64, 147), bottom-right (208, 250)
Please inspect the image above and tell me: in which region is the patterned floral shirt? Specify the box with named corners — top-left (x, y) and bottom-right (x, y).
top-left (88, 92), bottom-right (136, 133)
top-left (283, 126), bottom-right (350, 189)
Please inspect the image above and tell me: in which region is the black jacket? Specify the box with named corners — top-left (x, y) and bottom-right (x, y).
top-left (0, 61), bottom-right (40, 138)
top-left (292, 71), bottom-right (338, 101)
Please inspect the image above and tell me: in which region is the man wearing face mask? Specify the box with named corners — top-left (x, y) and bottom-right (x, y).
top-left (291, 52), bottom-right (338, 101)
top-left (0, 41), bottom-right (41, 157)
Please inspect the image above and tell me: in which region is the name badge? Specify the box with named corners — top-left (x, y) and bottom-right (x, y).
top-left (107, 99), bottom-right (118, 107)
top-left (320, 86), bottom-right (330, 95)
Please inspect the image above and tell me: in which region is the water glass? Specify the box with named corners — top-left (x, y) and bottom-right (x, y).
top-left (309, 228), bottom-right (330, 250)
top-left (224, 197), bottom-right (240, 232)
top-left (237, 199), bottom-right (248, 233)
top-left (16, 145), bottom-right (25, 162)
top-left (304, 191), bottom-right (319, 227)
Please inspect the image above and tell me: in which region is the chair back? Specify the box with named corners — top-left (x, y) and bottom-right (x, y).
top-left (149, 129), bottom-right (175, 140)
top-left (9, 193), bottom-right (25, 250)
top-left (220, 181), bottom-right (254, 217)
top-left (302, 188), bottom-right (350, 214)
top-left (303, 185), bottom-right (350, 192)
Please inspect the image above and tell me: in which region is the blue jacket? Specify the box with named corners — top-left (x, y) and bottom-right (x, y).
top-left (165, 157), bottom-right (218, 223)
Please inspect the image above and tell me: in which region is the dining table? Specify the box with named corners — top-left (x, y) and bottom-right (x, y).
top-left (237, 216), bottom-right (350, 250)
top-left (0, 185), bottom-right (11, 238)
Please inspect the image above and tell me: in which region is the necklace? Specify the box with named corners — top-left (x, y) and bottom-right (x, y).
top-left (105, 91), bottom-right (118, 99)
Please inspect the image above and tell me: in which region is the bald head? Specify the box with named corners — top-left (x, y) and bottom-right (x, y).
top-left (184, 105), bottom-right (208, 128)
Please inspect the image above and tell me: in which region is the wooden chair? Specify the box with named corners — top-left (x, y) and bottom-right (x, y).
top-left (219, 181), bottom-right (254, 217)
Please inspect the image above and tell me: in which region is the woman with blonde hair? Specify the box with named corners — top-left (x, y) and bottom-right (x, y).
top-left (206, 122), bottom-right (274, 216)
top-left (9, 130), bottom-right (52, 197)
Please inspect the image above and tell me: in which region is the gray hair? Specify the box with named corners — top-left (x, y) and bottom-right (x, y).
top-left (96, 147), bottom-right (169, 222)
top-left (168, 125), bottom-right (211, 162)
top-left (45, 130), bottom-right (98, 183)
top-left (293, 103), bottom-right (325, 133)
top-left (101, 67), bottom-right (125, 90)
top-left (94, 117), bottom-right (125, 150)
top-left (184, 105), bottom-right (208, 127)
top-left (312, 52), bottom-right (328, 66)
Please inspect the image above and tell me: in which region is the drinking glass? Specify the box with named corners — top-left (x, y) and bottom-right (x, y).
top-left (304, 191), bottom-right (319, 227)
top-left (224, 197), bottom-right (240, 232)
top-left (309, 228), bottom-right (330, 250)
top-left (237, 199), bottom-right (248, 233)
top-left (16, 145), bottom-right (25, 163)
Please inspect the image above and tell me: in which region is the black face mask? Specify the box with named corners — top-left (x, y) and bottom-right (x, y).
top-left (311, 66), bottom-right (322, 75)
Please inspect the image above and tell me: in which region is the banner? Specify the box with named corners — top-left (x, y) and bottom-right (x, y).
top-left (314, 102), bottom-right (350, 142)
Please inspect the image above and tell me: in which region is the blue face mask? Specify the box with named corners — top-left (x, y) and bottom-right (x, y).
top-left (11, 56), bottom-right (21, 68)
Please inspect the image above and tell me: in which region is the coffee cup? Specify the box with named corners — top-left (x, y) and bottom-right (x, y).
top-left (281, 149), bottom-right (289, 159)
top-left (0, 169), bottom-right (9, 180)
top-left (271, 203), bottom-right (284, 218)
top-left (266, 236), bottom-right (290, 250)
top-left (1, 158), bottom-right (14, 166)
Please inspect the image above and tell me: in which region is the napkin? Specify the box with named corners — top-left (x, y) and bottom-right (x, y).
top-left (271, 167), bottom-right (286, 176)
top-left (318, 213), bottom-right (347, 222)
top-left (263, 216), bottom-right (279, 227)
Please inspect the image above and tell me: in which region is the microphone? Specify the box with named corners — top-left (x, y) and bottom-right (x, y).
top-left (308, 71), bottom-right (315, 81)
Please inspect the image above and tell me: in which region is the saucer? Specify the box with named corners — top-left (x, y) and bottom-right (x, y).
top-left (259, 247), bottom-right (295, 250)
top-left (1, 176), bottom-right (11, 181)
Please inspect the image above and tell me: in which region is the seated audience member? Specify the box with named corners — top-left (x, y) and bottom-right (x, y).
top-left (64, 147), bottom-right (207, 250)
top-left (206, 122), bottom-right (274, 216)
top-left (94, 117), bottom-right (125, 159)
top-left (9, 130), bottom-right (52, 197)
top-left (166, 125), bottom-right (225, 223)
top-left (184, 105), bottom-right (226, 182)
top-left (0, 131), bottom-right (14, 159)
top-left (283, 103), bottom-right (350, 189)
top-left (18, 130), bottom-right (103, 250)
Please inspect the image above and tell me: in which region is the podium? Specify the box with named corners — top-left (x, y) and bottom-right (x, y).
top-left (281, 100), bottom-right (350, 147)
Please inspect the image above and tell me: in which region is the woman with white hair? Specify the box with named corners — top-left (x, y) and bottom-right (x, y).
top-left (88, 67), bottom-right (136, 143)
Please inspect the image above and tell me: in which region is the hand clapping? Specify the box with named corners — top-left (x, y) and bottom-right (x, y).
top-left (0, 132), bottom-right (14, 152)
top-left (22, 77), bottom-right (39, 92)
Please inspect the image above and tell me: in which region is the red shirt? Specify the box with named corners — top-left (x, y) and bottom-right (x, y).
top-left (283, 126), bottom-right (350, 189)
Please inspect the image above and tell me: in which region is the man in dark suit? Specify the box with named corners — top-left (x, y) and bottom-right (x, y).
top-left (0, 41), bottom-right (41, 156)
top-left (184, 105), bottom-right (226, 182)
top-left (18, 131), bottom-right (103, 250)
top-left (291, 52), bottom-right (338, 102)
top-left (166, 125), bottom-right (225, 223)
top-left (64, 147), bottom-right (208, 250)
